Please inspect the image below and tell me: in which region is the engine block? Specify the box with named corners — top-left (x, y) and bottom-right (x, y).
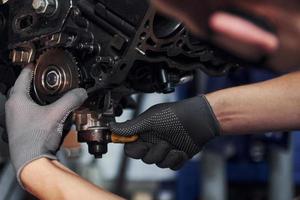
top-left (0, 0), bottom-right (240, 157)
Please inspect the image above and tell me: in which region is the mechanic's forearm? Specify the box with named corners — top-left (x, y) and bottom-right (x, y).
top-left (51, 160), bottom-right (79, 176)
top-left (206, 71), bottom-right (300, 134)
top-left (21, 158), bottom-right (124, 200)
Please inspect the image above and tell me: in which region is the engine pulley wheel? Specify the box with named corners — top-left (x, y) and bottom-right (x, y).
top-left (33, 49), bottom-right (79, 105)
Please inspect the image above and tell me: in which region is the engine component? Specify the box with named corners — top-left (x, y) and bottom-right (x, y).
top-left (33, 49), bottom-right (79, 104)
top-left (32, 0), bottom-right (58, 16)
top-left (75, 107), bottom-right (113, 158)
top-left (74, 107), bottom-right (138, 158)
top-left (0, 0), bottom-right (241, 158)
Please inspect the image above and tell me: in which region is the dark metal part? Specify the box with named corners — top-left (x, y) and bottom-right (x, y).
top-left (74, 109), bottom-right (114, 158)
top-left (32, 0), bottom-right (58, 16)
top-left (9, 44), bottom-right (35, 65)
top-left (78, 129), bottom-right (110, 158)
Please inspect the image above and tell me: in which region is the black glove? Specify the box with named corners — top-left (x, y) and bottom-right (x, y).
top-left (110, 95), bottom-right (220, 170)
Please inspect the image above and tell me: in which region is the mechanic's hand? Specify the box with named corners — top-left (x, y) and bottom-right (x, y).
top-left (152, 0), bottom-right (300, 72)
top-left (110, 96), bottom-right (220, 170)
top-left (5, 65), bottom-right (88, 184)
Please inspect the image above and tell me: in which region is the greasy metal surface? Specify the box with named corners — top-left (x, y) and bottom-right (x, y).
top-left (7, 0), bottom-right (72, 46)
top-left (9, 43), bottom-right (35, 64)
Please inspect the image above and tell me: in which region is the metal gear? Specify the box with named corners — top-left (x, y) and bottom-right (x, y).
top-left (33, 48), bottom-right (80, 105)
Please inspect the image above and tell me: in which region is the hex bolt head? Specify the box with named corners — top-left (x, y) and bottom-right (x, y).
top-left (45, 70), bottom-right (60, 89)
top-left (0, 0), bottom-right (9, 5)
top-left (32, 0), bottom-right (57, 16)
top-left (32, 0), bottom-right (46, 12)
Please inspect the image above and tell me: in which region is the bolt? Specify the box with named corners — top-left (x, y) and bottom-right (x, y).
top-left (32, 0), bottom-right (57, 16)
top-left (0, 0), bottom-right (9, 5)
top-left (32, 0), bottom-right (46, 12)
top-left (45, 70), bottom-right (60, 89)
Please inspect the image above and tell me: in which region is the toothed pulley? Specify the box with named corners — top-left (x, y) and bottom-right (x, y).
top-left (33, 49), bottom-right (79, 105)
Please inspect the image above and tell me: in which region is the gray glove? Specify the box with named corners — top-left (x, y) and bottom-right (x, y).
top-left (0, 92), bottom-right (6, 142)
top-left (5, 66), bottom-right (88, 184)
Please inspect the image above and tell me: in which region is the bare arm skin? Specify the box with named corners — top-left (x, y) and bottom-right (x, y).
top-left (21, 158), bottom-right (124, 200)
top-left (206, 71), bottom-right (300, 135)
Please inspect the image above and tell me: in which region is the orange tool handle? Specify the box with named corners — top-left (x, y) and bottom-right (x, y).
top-left (111, 133), bottom-right (139, 143)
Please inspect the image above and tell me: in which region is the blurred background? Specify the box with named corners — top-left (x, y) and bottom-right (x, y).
top-left (0, 66), bottom-right (299, 200)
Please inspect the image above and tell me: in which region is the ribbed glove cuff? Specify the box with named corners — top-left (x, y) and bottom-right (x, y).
top-left (173, 95), bottom-right (221, 147)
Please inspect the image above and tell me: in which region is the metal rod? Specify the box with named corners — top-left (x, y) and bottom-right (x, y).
top-left (201, 151), bottom-right (227, 200)
top-left (269, 133), bottom-right (294, 200)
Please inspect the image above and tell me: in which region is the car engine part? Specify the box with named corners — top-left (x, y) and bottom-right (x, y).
top-left (0, 0), bottom-right (240, 158)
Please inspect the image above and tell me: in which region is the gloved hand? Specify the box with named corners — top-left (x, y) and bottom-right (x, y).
top-left (5, 65), bottom-right (88, 184)
top-left (110, 95), bottom-right (220, 170)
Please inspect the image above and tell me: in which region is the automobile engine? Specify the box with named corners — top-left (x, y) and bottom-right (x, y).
top-left (0, 0), bottom-right (240, 158)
